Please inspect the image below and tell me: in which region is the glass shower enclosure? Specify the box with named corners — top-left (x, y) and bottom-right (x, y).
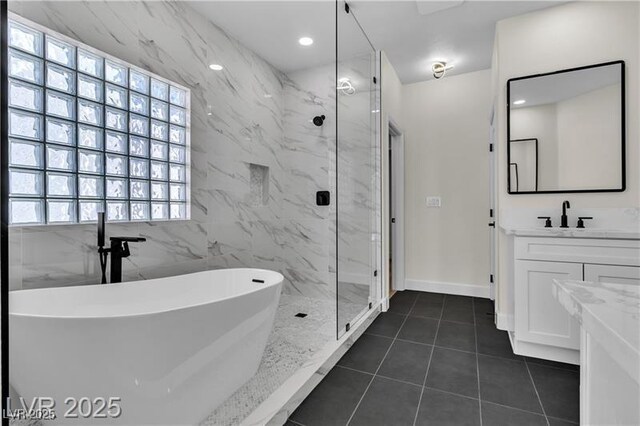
top-left (336, 1), bottom-right (379, 337)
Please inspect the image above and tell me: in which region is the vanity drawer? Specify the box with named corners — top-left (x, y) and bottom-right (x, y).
top-left (514, 237), bottom-right (640, 266)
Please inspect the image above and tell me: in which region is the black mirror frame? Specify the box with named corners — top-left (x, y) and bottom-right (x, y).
top-left (506, 60), bottom-right (626, 194)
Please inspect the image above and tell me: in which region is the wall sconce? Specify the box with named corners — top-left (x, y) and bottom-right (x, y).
top-left (337, 78), bottom-right (356, 95)
top-left (432, 61), bottom-right (454, 79)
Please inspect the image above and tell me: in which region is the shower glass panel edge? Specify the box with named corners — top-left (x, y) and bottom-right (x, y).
top-left (336, 0), bottom-right (378, 339)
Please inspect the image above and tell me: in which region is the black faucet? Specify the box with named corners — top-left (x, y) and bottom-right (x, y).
top-left (97, 212), bottom-right (146, 284)
top-left (560, 200), bottom-right (571, 228)
top-left (109, 236), bottom-right (146, 283)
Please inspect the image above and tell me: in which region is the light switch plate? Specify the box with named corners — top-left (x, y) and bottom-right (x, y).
top-left (426, 196), bottom-right (441, 207)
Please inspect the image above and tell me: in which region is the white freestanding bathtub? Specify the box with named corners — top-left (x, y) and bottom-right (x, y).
top-left (9, 268), bottom-right (283, 425)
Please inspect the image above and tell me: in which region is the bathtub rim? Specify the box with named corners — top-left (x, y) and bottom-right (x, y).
top-left (9, 268), bottom-right (284, 320)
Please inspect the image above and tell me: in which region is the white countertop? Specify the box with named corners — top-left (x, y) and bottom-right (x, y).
top-left (553, 279), bottom-right (640, 383)
top-left (500, 226), bottom-right (640, 240)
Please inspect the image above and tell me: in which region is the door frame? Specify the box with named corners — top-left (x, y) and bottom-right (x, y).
top-left (388, 118), bottom-right (405, 293)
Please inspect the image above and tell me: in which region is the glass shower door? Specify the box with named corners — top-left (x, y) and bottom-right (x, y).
top-left (336, 1), bottom-right (378, 337)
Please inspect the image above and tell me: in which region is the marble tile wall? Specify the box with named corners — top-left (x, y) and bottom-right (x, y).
top-left (8, 0), bottom-right (286, 290)
top-left (7, 1), bottom-right (379, 314)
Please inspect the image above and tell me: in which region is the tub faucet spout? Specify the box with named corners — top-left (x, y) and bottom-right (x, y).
top-left (96, 212), bottom-right (146, 284)
top-left (110, 236), bottom-right (146, 284)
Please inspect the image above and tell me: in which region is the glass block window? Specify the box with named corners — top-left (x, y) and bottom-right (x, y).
top-left (7, 17), bottom-right (190, 225)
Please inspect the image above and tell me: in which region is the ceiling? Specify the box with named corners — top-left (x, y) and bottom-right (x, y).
top-left (188, 1), bottom-right (565, 83)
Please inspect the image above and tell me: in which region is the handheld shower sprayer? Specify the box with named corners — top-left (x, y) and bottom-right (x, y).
top-left (97, 212), bottom-right (109, 284)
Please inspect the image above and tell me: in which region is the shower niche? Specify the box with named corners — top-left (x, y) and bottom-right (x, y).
top-left (249, 163), bottom-right (269, 206)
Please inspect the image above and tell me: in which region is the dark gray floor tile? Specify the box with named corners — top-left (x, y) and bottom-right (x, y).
top-left (389, 291), bottom-right (419, 314)
top-left (473, 298), bottom-right (496, 325)
top-left (410, 302), bottom-right (443, 319)
top-left (473, 297), bottom-right (494, 313)
top-left (378, 340), bottom-right (432, 385)
top-left (445, 294), bottom-right (474, 305)
top-left (442, 295), bottom-right (474, 323)
top-left (525, 356), bottom-right (579, 371)
top-left (476, 324), bottom-right (522, 360)
top-left (481, 401), bottom-right (547, 426)
top-left (349, 376), bottom-right (422, 426)
top-left (528, 363), bottom-right (579, 423)
top-left (397, 316), bottom-right (439, 344)
top-left (435, 320), bottom-right (476, 352)
top-left (415, 388), bottom-right (480, 426)
top-left (337, 333), bottom-right (393, 373)
top-left (290, 366), bottom-right (372, 426)
top-left (366, 312), bottom-right (406, 337)
top-left (478, 355), bottom-right (543, 413)
top-left (425, 347), bottom-right (479, 397)
top-left (410, 294), bottom-right (444, 319)
top-left (418, 292), bottom-right (446, 303)
top-left (442, 306), bottom-right (475, 323)
top-left (548, 417), bottom-right (579, 425)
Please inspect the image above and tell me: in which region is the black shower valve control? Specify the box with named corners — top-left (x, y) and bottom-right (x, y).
top-left (576, 217), bottom-right (593, 229)
top-left (316, 191), bottom-right (330, 206)
top-left (537, 216), bottom-right (552, 228)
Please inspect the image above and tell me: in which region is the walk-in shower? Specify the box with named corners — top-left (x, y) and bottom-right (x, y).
top-left (2, 1), bottom-right (381, 424)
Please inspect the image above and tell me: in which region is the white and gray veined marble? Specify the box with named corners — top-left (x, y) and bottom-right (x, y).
top-left (553, 279), bottom-right (640, 382)
top-left (500, 226), bottom-right (640, 240)
top-left (8, 1), bottom-right (379, 315)
top-left (8, 0), bottom-right (286, 290)
top-left (500, 207), bottom-right (640, 239)
top-left (7, 0), bottom-right (376, 304)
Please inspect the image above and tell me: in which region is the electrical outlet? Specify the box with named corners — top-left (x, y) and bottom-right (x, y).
top-left (426, 196), bottom-right (441, 207)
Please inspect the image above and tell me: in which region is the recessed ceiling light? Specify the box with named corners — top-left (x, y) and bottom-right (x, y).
top-left (298, 37), bottom-right (314, 46)
top-left (514, 99), bottom-right (526, 105)
top-left (209, 64), bottom-right (223, 71)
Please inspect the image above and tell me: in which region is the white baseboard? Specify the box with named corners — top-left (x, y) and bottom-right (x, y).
top-left (496, 312), bottom-right (514, 331)
top-left (404, 279), bottom-right (490, 298)
top-left (381, 297), bottom-right (389, 312)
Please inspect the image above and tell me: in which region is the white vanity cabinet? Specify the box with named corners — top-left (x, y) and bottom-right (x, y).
top-left (583, 263), bottom-right (640, 286)
top-left (512, 236), bottom-right (640, 364)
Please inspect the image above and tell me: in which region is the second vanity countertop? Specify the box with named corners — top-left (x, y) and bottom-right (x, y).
top-left (552, 279), bottom-right (640, 384)
top-left (500, 225), bottom-right (640, 240)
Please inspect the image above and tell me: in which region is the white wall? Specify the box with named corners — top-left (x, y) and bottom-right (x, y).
top-left (402, 69), bottom-right (491, 296)
top-left (492, 1), bottom-right (640, 327)
top-left (511, 83), bottom-right (622, 192)
top-left (511, 103), bottom-right (558, 190)
top-left (557, 84), bottom-right (622, 190)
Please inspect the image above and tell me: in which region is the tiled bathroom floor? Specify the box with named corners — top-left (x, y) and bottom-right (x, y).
top-left (288, 291), bottom-right (580, 426)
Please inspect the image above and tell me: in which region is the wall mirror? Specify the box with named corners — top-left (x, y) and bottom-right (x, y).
top-left (507, 60), bottom-right (625, 194)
